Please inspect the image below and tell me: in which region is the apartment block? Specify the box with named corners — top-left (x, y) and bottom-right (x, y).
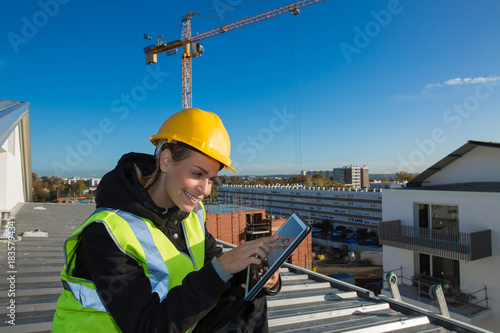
top-left (380, 141), bottom-right (499, 330)
top-left (303, 165), bottom-right (369, 189)
top-left (217, 185), bottom-right (382, 231)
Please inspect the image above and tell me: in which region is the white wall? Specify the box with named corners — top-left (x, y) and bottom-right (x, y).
top-left (0, 126), bottom-right (24, 211)
top-left (383, 189), bottom-right (500, 234)
top-left (424, 146), bottom-right (500, 186)
top-left (382, 188), bottom-right (500, 329)
top-left (382, 246), bottom-right (414, 283)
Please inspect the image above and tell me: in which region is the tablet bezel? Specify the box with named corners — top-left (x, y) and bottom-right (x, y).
top-left (244, 212), bottom-right (311, 301)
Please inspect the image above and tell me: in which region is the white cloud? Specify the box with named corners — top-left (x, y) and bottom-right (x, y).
top-left (444, 78), bottom-right (463, 85)
top-left (425, 76), bottom-right (500, 89)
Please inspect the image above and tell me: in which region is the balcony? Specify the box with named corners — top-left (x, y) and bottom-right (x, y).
top-left (379, 220), bottom-right (491, 261)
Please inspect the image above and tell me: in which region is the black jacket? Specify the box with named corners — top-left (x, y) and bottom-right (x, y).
top-left (72, 153), bottom-right (233, 332)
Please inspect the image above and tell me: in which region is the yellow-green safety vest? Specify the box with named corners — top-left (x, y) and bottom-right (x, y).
top-left (52, 202), bottom-right (206, 333)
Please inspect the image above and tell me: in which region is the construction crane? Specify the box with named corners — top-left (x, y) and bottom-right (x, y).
top-left (144, 0), bottom-right (326, 109)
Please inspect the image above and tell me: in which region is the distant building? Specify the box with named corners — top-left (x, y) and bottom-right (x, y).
top-left (65, 177), bottom-right (81, 185)
top-left (369, 180), bottom-right (406, 190)
top-left (333, 165), bottom-right (369, 189)
top-left (85, 178), bottom-right (101, 187)
top-left (217, 185), bottom-right (382, 231)
top-left (380, 140), bottom-right (499, 330)
top-left (205, 204), bottom-right (312, 269)
top-left (303, 169), bottom-right (334, 179)
top-left (0, 100), bottom-right (32, 211)
top-left (303, 165), bottom-right (369, 189)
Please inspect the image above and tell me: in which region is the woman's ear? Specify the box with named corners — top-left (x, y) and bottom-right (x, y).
top-left (160, 149), bottom-right (172, 172)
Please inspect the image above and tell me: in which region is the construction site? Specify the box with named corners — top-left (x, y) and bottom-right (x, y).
top-left (2, 0), bottom-right (498, 331)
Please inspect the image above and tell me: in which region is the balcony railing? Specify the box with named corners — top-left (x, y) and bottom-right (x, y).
top-left (379, 220), bottom-right (491, 262)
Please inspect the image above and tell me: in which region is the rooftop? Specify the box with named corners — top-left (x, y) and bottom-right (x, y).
top-left (407, 140), bottom-right (500, 188)
top-left (403, 182), bottom-right (500, 193)
top-left (0, 203), bottom-right (491, 332)
top-left (0, 99), bottom-right (29, 147)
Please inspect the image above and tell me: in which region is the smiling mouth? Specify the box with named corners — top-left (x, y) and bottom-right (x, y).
top-left (184, 191), bottom-right (202, 203)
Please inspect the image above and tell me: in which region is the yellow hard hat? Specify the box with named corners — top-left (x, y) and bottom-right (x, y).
top-left (150, 108), bottom-right (236, 172)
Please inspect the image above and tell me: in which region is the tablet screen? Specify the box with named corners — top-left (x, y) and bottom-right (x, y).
top-left (244, 213), bottom-right (310, 301)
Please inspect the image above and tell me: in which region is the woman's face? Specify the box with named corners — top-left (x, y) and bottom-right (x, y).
top-left (157, 149), bottom-right (219, 212)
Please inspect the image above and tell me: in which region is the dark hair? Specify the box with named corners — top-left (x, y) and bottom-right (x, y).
top-left (134, 142), bottom-right (191, 189)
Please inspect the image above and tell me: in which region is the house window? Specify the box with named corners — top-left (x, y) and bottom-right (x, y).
top-left (431, 204), bottom-right (459, 235)
top-left (418, 253), bottom-right (460, 290)
top-left (418, 204), bottom-right (429, 229)
top-left (416, 203), bottom-right (459, 238)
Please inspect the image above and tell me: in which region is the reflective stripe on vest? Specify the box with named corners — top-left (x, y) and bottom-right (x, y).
top-left (113, 209), bottom-right (170, 300)
top-left (62, 280), bottom-right (107, 312)
top-left (186, 203), bottom-right (205, 270)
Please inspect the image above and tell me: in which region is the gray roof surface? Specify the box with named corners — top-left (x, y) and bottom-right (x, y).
top-left (0, 99), bottom-right (29, 147)
top-left (404, 182), bottom-right (500, 193)
top-left (0, 203), bottom-right (491, 332)
top-left (407, 140), bottom-right (500, 188)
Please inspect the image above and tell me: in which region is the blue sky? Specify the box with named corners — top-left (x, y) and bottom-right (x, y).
top-left (2, 0), bottom-right (500, 178)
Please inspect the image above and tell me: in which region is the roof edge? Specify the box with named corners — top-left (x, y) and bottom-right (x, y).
top-left (407, 140), bottom-right (500, 187)
top-left (0, 100), bottom-right (30, 147)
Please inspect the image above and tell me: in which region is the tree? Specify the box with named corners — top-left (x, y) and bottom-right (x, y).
top-left (72, 180), bottom-right (87, 197)
top-left (218, 175), bottom-right (228, 184)
top-left (312, 173), bottom-right (324, 180)
top-left (312, 173), bottom-right (325, 187)
top-left (288, 174), bottom-right (311, 186)
top-left (32, 173), bottom-right (73, 202)
top-left (33, 181), bottom-right (49, 202)
top-left (395, 171), bottom-right (414, 182)
top-left (229, 176), bottom-right (241, 184)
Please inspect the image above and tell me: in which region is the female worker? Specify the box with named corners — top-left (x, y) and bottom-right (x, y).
top-left (52, 108), bottom-right (280, 332)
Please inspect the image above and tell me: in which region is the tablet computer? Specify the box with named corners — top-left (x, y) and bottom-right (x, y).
top-left (244, 212), bottom-right (311, 301)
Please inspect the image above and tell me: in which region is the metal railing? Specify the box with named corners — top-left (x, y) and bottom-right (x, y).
top-left (379, 220), bottom-right (491, 261)
top-left (383, 268), bottom-right (489, 318)
top-left (468, 286), bottom-right (489, 317)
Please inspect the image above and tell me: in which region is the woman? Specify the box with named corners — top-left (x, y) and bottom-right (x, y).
top-left (53, 108), bottom-right (280, 332)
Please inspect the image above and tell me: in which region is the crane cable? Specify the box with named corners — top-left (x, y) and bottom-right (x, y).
top-left (291, 13), bottom-right (302, 174)
top-left (158, 22), bottom-right (182, 44)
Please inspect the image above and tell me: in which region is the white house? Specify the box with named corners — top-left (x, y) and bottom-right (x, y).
top-left (0, 100), bottom-right (32, 211)
top-left (380, 140), bottom-right (500, 331)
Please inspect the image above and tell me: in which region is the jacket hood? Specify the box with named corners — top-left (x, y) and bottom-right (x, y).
top-left (95, 152), bottom-right (188, 227)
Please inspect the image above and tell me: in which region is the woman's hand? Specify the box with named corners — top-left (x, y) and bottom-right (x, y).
top-left (218, 234), bottom-right (279, 275)
top-left (263, 269), bottom-right (280, 290)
